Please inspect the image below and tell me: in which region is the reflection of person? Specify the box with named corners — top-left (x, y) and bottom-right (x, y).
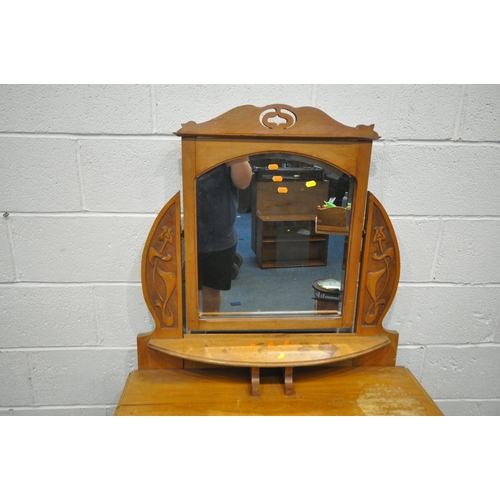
top-left (196, 157), bottom-right (252, 312)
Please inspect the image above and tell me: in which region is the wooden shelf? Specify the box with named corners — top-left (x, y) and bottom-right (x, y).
top-left (258, 214), bottom-right (317, 222)
top-left (148, 334), bottom-right (390, 368)
top-left (259, 259), bottom-right (327, 269)
top-left (262, 236), bottom-right (327, 243)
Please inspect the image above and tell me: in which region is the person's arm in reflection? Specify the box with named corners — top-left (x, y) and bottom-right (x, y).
top-left (198, 157), bottom-right (252, 313)
top-left (228, 156), bottom-right (252, 190)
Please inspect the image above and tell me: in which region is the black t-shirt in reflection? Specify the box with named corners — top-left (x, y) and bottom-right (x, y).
top-left (196, 164), bottom-right (237, 253)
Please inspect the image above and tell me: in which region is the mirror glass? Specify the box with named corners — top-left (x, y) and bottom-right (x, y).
top-left (196, 153), bottom-right (355, 317)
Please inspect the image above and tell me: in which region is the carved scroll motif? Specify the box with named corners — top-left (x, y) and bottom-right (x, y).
top-left (364, 226), bottom-right (395, 324)
top-left (148, 225), bottom-right (177, 327)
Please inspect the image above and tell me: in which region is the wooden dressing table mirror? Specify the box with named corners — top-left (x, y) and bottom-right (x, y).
top-left (115, 104), bottom-right (443, 416)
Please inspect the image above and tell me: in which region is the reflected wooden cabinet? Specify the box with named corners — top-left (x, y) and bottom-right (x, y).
top-left (253, 178), bottom-right (330, 268)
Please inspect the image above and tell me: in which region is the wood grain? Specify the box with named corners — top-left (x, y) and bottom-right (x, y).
top-left (148, 334), bottom-right (390, 368)
top-left (115, 366), bottom-right (443, 416)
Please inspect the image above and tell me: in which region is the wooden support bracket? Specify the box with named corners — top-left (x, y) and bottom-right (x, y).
top-left (251, 367), bottom-right (260, 396)
top-left (284, 366), bottom-right (295, 396)
top-left (251, 366), bottom-right (295, 396)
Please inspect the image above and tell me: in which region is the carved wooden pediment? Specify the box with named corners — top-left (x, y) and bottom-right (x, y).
top-left (175, 104), bottom-right (379, 140)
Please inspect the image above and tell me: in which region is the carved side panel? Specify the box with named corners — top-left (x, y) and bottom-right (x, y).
top-left (358, 192), bottom-right (400, 329)
top-left (138, 192), bottom-right (183, 369)
top-left (355, 192), bottom-right (400, 366)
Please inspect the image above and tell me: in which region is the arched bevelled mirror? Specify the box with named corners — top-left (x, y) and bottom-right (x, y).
top-left (196, 154), bottom-right (354, 317)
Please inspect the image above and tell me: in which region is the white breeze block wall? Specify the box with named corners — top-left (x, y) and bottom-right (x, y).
top-left (1, 84), bottom-right (499, 416)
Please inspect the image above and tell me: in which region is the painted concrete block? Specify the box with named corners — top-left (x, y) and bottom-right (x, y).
top-left (434, 400), bottom-right (500, 416)
top-left (155, 84), bottom-right (313, 134)
top-left (420, 345), bottom-right (500, 399)
top-left (391, 84), bottom-right (462, 140)
top-left (0, 218), bottom-right (15, 282)
top-left (30, 348), bottom-right (136, 406)
top-left (367, 142), bottom-right (385, 197)
top-left (434, 219), bottom-right (500, 283)
top-left (390, 218), bottom-right (441, 282)
top-left (0, 285), bottom-right (98, 348)
top-left (383, 143), bottom-right (500, 216)
top-left (0, 351), bottom-right (34, 406)
top-left (11, 214), bottom-right (155, 282)
top-left (461, 84), bottom-right (500, 141)
top-left (395, 345), bottom-right (426, 380)
top-left (0, 84), bottom-right (152, 134)
top-left (93, 284), bottom-right (154, 347)
top-left (80, 138), bottom-right (181, 213)
top-left (0, 137), bottom-right (81, 212)
top-left (386, 285), bottom-right (500, 345)
top-left (316, 84), bottom-right (392, 139)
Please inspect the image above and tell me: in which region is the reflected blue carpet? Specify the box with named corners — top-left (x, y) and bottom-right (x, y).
top-left (219, 213), bottom-right (345, 313)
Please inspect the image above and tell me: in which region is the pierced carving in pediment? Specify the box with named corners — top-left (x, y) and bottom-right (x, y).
top-left (259, 107), bottom-right (297, 129)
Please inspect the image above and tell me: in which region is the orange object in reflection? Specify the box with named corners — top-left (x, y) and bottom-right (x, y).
top-left (268, 164), bottom-right (279, 170)
top-left (272, 176), bottom-right (283, 182)
top-left (277, 187), bottom-right (288, 194)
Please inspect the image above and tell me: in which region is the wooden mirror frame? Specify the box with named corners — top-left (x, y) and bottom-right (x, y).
top-left (137, 104), bottom-right (400, 378)
top-left (179, 104), bottom-right (377, 332)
